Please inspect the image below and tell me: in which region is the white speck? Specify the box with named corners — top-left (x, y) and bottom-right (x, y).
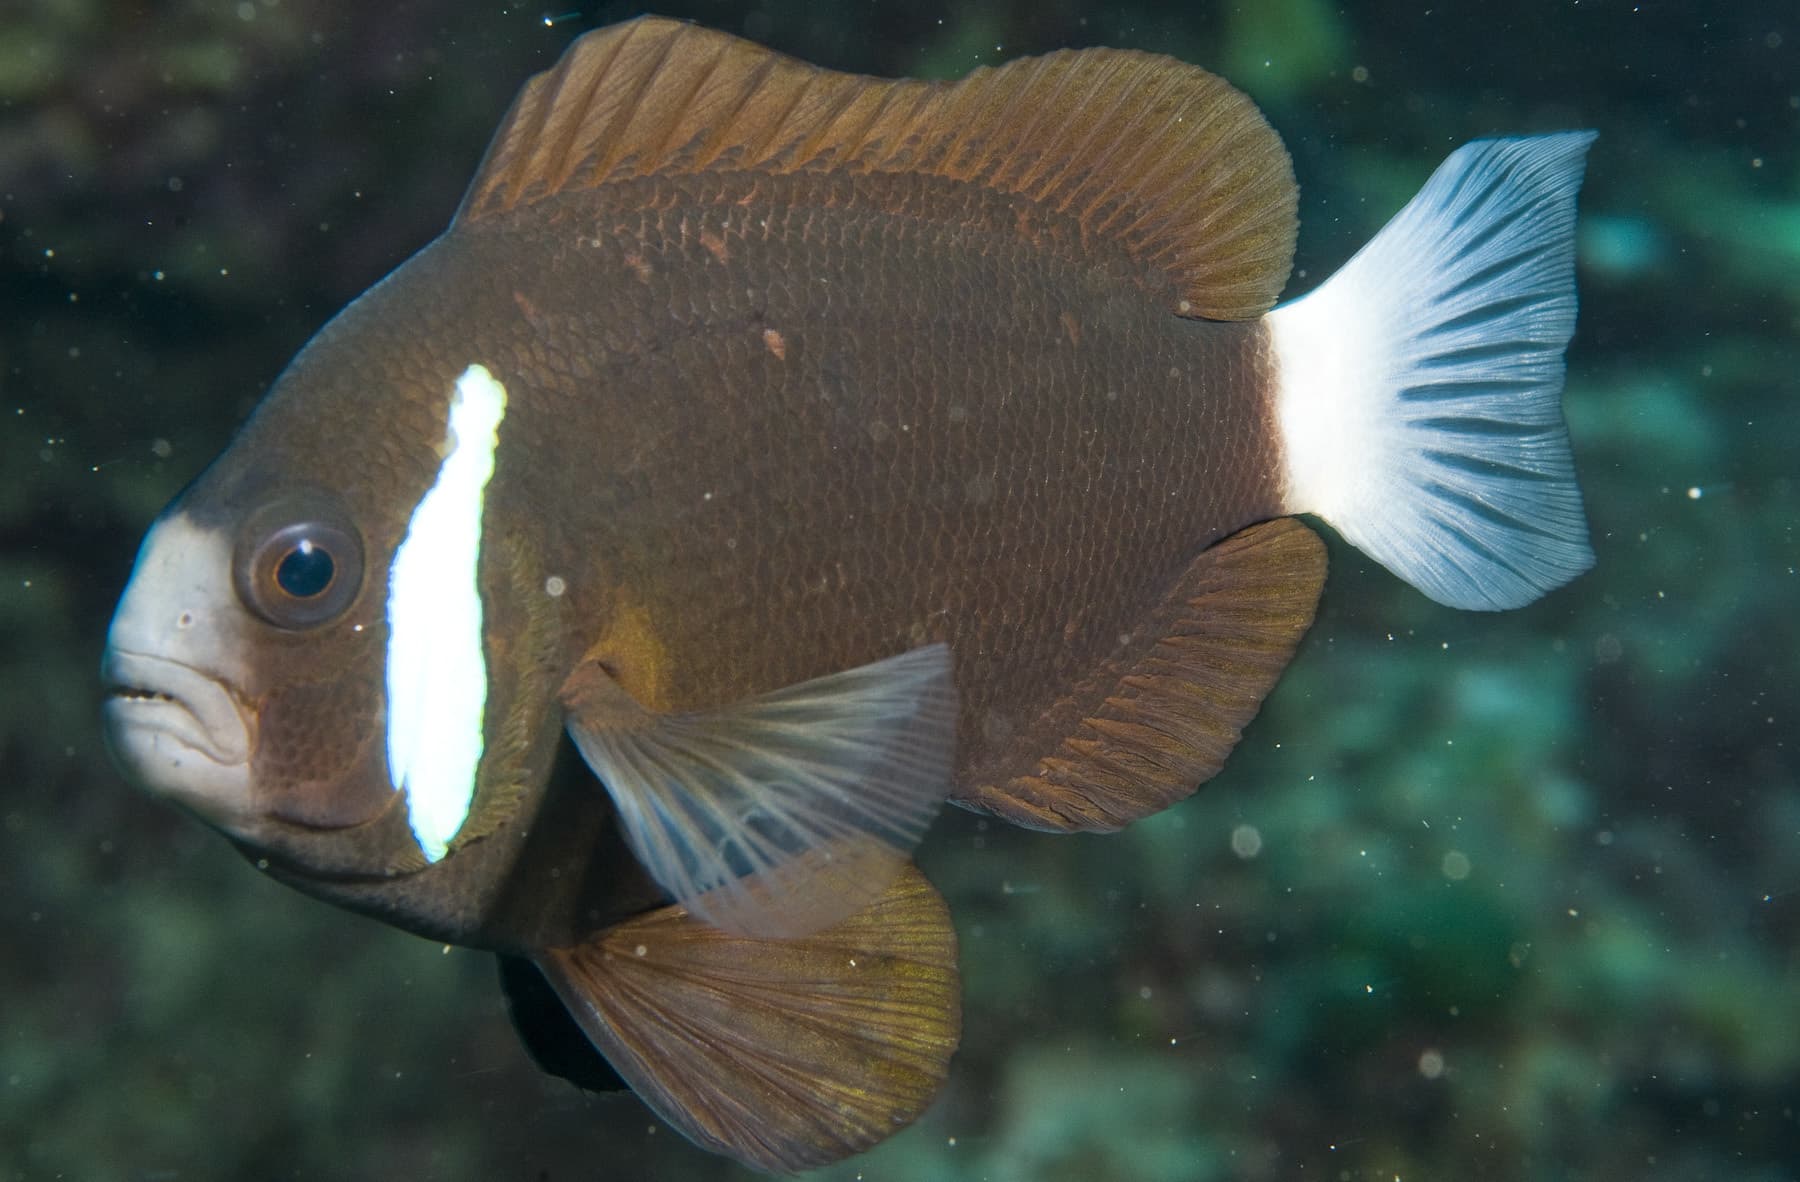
top-left (1418, 1048), bottom-right (1445, 1079)
top-left (386, 362), bottom-right (508, 863)
top-left (1230, 824), bottom-right (1262, 859)
top-left (544, 574), bottom-right (566, 597)
top-left (633, 944), bottom-right (647, 957)
top-left (1442, 850), bottom-right (1471, 880)
top-left (1687, 486), bottom-right (1702, 499)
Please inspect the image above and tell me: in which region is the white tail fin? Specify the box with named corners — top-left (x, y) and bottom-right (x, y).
top-left (1270, 132), bottom-right (1596, 610)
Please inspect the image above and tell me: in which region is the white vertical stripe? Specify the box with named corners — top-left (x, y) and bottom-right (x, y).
top-left (385, 363), bottom-right (508, 862)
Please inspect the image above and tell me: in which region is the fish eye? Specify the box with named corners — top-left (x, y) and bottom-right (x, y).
top-left (274, 535), bottom-right (337, 599)
top-left (233, 498), bottom-right (364, 630)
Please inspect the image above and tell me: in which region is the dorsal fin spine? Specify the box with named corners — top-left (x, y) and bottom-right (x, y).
top-left (711, 55), bottom-right (786, 168)
top-left (651, 35), bottom-right (727, 167)
top-left (872, 86), bottom-right (937, 166)
top-left (499, 61), bottom-right (555, 209)
top-left (551, 25), bottom-right (631, 203)
top-left (888, 88), bottom-right (941, 169)
top-left (612, 27), bottom-right (688, 179)
top-left (802, 75), bottom-right (887, 169)
top-left (573, 25), bottom-right (650, 190)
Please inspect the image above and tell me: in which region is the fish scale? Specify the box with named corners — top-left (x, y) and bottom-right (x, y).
top-left (439, 170), bottom-right (1284, 743)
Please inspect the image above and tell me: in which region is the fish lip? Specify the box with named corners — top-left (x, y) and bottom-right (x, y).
top-left (101, 648), bottom-right (252, 769)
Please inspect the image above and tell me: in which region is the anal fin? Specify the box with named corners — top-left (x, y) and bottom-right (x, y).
top-left (958, 517), bottom-right (1326, 831)
top-left (536, 863), bottom-right (960, 1172)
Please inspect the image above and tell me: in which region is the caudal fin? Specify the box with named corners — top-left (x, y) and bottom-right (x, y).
top-left (1269, 132), bottom-right (1597, 610)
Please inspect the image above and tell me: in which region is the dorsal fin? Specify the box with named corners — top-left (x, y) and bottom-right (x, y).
top-left (457, 16), bottom-right (1296, 319)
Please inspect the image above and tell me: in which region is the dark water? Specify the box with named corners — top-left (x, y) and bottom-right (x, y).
top-left (4, 2), bottom-right (1796, 1179)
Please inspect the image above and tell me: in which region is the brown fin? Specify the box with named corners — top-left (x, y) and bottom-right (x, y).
top-left (957, 518), bottom-right (1326, 831)
top-left (458, 16), bottom-right (1295, 318)
top-left (537, 862), bottom-right (960, 1171)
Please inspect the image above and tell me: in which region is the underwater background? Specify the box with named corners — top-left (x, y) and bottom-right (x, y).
top-left (3, 1), bottom-right (1796, 1179)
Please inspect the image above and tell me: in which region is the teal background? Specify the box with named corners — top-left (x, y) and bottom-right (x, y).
top-left (3, 2), bottom-right (1796, 1179)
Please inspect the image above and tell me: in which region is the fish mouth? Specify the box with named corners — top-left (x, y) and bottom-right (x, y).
top-left (102, 648), bottom-right (255, 820)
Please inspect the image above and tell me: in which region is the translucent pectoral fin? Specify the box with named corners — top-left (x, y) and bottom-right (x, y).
top-left (561, 644), bottom-right (956, 939)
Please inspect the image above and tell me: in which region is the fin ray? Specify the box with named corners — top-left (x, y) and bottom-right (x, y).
top-left (537, 864), bottom-right (959, 1172)
top-left (1270, 132), bottom-right (1597, 610)
top-left (457, 15), bottom-right (1295, 318)
top-left (957, 519), bottom-right (1325, 832)
top-left (563, 644), bottom-right (955, 938)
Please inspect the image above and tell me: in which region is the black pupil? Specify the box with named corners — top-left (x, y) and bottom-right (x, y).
top-left (275, 539), bottom-right (335, 599)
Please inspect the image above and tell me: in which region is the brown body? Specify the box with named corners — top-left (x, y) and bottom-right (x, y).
top-left (164, 16), bottom-right (1318, 915)
top-left (240, 165), bottom-right (1289, 832)
top-left (104, 18), bottom-right (1353, 1169)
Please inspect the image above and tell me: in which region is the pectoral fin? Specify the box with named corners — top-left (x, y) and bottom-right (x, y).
top-left (535, 863), bottom-right (960, 1172)
top-left (561, 644), bottom-right (956, 939)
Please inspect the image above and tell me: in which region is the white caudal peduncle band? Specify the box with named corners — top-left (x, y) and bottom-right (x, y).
top-left (385, 363), bottom-right (508, 862)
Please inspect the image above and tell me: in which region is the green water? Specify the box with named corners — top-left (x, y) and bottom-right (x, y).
top-left (3, 2), bottom-right (1795, 1179)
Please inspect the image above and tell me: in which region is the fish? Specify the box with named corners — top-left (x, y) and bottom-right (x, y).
top-left (98, 14), bottom-right (1595, 1171)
